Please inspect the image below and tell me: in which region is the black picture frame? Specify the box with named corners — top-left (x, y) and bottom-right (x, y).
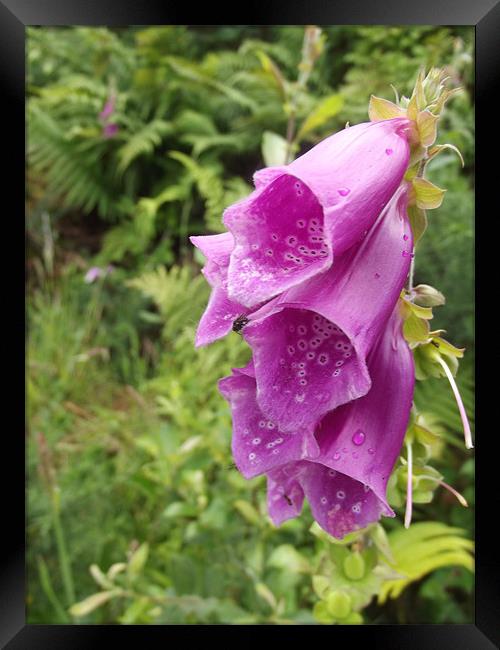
top-left (4, 1), bottom-right (499, 646)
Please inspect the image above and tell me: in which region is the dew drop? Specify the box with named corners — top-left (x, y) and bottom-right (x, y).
top-left (336, 490), bottom-right (346, 499)
top-left (374, 272), bottom-right (381, 279)
top-left (368, 447), bottom-right (375, 455)
top-left (352, 430), bottom-right (366, 446)
top-left (403, 234), bottom-right (409, 241)
top-left (252, 438), bottom-right (261, 445)
top-left (338, 187), bottom-right (350, 197)
top-left (333, 452), bottom-right (341, 461)
top-left (385, 148), bottom-right (393, 156)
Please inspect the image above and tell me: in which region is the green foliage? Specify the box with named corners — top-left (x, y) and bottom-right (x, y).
top-left (378, 522), bottom-right (474, 603)
top-left (27, 25), bottom-right (475, 626)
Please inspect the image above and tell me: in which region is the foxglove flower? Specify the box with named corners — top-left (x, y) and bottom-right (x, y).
top-left (219, 306), bottom-right (414, 539)
top-left (190, 232), bottom-right (251, 347)
top-left (99, 92), bottom-right (119, 139)
top-left (99, 92), bottom-right (116, 122)
top-left (223, 118), bottom-right (410, 308)
top-left (102, 122), bottom-right (119, 139)
top-left (242, 184), bottom-right (413, 434)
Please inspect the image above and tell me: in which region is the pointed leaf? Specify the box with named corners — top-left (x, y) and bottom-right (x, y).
top-left (297, 94), bottom-right (344, 140)
top-left (368, 95), bottom-right (405, 121)
top-left (412, 177), bottom-right (446, 210)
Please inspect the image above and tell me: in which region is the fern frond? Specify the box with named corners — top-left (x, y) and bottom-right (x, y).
top-left (378, 522), bottom-right (474, 603)
top-left (28, 104), bottom-right (118, 217)
top-left (117, 120), bottom-right (173, 174)
top-left (127, 266), bottom-right (209, 341)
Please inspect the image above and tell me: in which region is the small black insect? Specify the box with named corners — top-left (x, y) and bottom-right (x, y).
top-left (283, 494), bottom-right (293, 506)
top-left (431, 340), bottom-right (440, 348)
top-left (232, 314), bottom-right (249, 334)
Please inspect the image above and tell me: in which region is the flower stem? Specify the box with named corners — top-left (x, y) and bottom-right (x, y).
top-left (404, 441), bottom-right (413, 529)
top-left (420, 475), bottom-right (468, 507)
top-left (436, 355), bottom-right (474, 449)
top-left (285, 26), bottom-right (322, 163)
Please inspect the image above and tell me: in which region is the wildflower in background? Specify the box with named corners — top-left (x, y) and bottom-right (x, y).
top-left (99, 91), bottom-right (119, 139)
top-left (222, 118), bottom-right (411, 308)
top-left (242, 184), bottom-right (412, 433)
top-left (84, 265), bottom-right (113, 284)
top-left (102, 122), bottom-right (119, 139)
top-left (219, 306), bottom-right (414, 539)
top-left (98, 93), bottom-right (116, 123)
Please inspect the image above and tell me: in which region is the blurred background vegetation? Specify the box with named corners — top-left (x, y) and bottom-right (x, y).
top-left (27, 25), bottom-right (474, 624)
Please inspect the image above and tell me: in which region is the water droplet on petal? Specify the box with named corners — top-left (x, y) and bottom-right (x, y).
top-left (333, 452), bottom-right (341, 461)
top-left (368, 447), bottom-right (375, 455)
top-left (352, 430), bottom-right (366, 446)
top-left (403, 234), bottom-right (409, 241)
top-left (338, 187), bottom-right (350, 197)
top-left (385, 148), bottom-right (393, 155)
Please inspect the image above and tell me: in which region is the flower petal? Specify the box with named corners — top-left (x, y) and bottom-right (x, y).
top-left (315, 306), bottom-right (415, 509)
top-left (190, 232), bottom-right (234, 287)
top-left (254, 119), bottom-right (411, 256)
top-left (267, 465), bottom-right (305, 525)
top-left (224, 174), bottom-right (332, 308)
top-left (244, 185), bottom-right (412, 433)
top-left (195, 286), bottom-right (246, 347)
top-left (265, 307), bottom-right (414, 539)
top-left (218, 369), bottom-right (319, 479)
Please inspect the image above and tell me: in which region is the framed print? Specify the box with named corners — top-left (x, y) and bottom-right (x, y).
top-left (3, 0), bottom-right (499, 647)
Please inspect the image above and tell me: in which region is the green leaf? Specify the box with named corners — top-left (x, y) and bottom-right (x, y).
top-left (412, 177), bottom-right (446, 210)
top-left (255, 582), bottom-right (277, 610)
top-left (408, 205), bottom-right (428, 244)
top-left (69, 590), bottom-right (120, 617)
top-left (128, 542), bottom-right (149, 577)
top-left (267, 544), bottom-right (311, 574)
top-left (233, 499), bottom-right (261, 526)
top-left (403, 312), bottom-right (430, 345)
top-left (90, 564), bottom-right (114, 590)
top-left (297, 94), bottom-right (344, 140)
top-left (368, 95), bottom-right (405, 121)
top-left (378, 522), bottom-right (474, 604)
top-left (261, 131), bottom-right (288, 167)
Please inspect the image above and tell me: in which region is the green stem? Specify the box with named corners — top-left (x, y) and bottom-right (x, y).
top-left (37, 556), bottom-right (70, 622)
top-left (285, 26), bottom-right (322, 163)
top-left (51, 493), bottom-right (75, 606)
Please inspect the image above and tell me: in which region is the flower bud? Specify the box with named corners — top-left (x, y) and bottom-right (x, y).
top-left (326, 590), bottom-right (352, 619)
top-left (343, 551), bottom-right (366, 581)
